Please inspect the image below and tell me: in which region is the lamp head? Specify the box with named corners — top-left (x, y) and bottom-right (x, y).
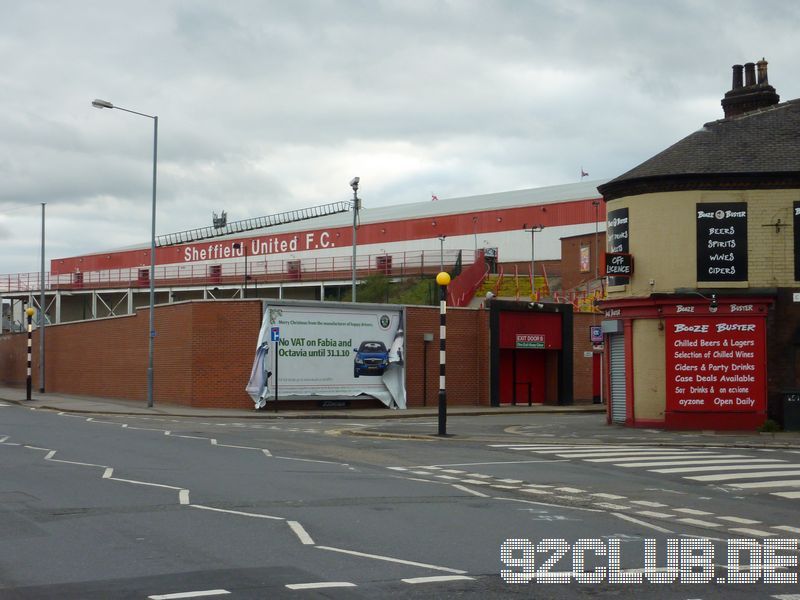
top-left (436, 271), bottom-right (451, 287)
top-left (92, 99), bottom-right (114, 109)
top-left (350, 176), bottom-right (360, 191)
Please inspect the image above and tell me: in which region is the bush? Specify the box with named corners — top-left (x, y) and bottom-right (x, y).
top-left (759, 419), bottom-right (781, 433)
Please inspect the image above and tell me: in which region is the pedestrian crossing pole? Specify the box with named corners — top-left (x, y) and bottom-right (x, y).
top-left (436, 272), bottom-right (451, 436)
top-left (25, 307), bottom-right (35, 401)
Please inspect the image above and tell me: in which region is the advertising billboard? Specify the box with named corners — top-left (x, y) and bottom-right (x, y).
top-left (246, 302), bottom-right (406, 409)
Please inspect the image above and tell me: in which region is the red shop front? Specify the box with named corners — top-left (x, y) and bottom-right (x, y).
top-left (600, 295), bottom-right (772, 430)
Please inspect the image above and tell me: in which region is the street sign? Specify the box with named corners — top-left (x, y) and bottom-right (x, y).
top-left (270, 326), bottom-right (280, 342)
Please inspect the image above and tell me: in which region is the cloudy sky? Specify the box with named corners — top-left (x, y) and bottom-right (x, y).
top-left (1, 0), bottom-right (798, 275)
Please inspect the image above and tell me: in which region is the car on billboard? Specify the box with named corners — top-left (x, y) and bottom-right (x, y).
top-left (353, 340), bottom-right (389, 377)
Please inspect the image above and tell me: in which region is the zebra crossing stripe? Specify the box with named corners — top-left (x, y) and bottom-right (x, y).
top-left (528, 447), bottom-right (664, 455)
top-left (585, 453), bottom-right (723, 463)
top-left (772, 491), bottom-right (800, 499)
top-left (687, 470), bottom-right (800, 482)
top-left (649, 462), bottom-right (791, 474)
top-left (615, 457), bottom-right (766, 468)
top-left (729, 479), bottom-right (800, 490)
top-left (554, 450), bottom-right (707, 459)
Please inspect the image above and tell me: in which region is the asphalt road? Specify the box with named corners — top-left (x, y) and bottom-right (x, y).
top-left (2, 403), bottom-right (800, 599)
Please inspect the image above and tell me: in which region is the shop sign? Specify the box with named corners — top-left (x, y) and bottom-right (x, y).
top-left (605, 252), bottom-right (633, 277)
top-left (516, 333), bottom-right (546, 349)
top-left (606, 207), bottom-right (629, 286)
top-left (589, 326), bottom-right (603, 343)
top-left (696, 202), bottom-right (748, 282)
top-left (665, 316), bottom-right (765, 413)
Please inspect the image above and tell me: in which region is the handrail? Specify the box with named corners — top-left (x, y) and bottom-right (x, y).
top-left (0, 249), bottom-right (476, 294)
top-left (492, 266), bottom-right (504, 297)
top-left (514, 264), bottom-right (520, 301)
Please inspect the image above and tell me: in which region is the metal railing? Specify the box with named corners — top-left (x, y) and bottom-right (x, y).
top-left (1, 249), bottom-right (474, 294)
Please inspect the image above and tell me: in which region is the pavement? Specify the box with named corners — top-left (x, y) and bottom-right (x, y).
top-left (0, 385), bottom-right (603, 420)
top-left (3, 385), bottom-right (799, 448)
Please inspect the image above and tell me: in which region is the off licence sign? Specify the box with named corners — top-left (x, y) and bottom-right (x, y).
top-left (516, 334), bottom-right (545, 349)
top-left (605, 252), bottom-right (633, 277)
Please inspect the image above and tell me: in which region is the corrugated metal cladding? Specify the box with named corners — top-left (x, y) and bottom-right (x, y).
top-left (609, 334), bottom-right (626, 424)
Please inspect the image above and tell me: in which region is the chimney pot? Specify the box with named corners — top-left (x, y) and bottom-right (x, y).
top-left (744, 62), bottom-right (756, 86)
top-left (731, 64), bottom-right (744, 90)
top-left (757, 57), bottom-right (769, 85)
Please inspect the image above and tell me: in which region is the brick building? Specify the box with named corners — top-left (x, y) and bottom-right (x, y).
top-left (598, 59), bottom-right (800, 429)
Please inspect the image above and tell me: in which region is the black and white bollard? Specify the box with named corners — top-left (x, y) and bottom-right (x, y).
top-left (436, 272), bottom-right (450, 436)
top-left (25, 307), bottom-right (35, 401)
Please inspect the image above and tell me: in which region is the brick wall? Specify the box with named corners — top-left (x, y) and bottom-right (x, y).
top-left (572, 312), bottom-right (600, 402)
top-left (405, 305), bottom-right (490, 407)
top-left (560, 233), bottom-right (606, 290)
top-left (0, 300), bottom-right (494, 409)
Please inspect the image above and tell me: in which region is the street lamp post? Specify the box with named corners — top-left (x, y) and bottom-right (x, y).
top-left (233, 242), bottom-right (249, 296)
top-left (523, 224), bottom-right (544, 292)
top-left (39, 202), bottom-right (45, 393)
top-left (92, 98), bottom-right (158, 408)
top-left (438, 235), bottom-right (446, 272)
top-left (350, 177), bottom-right (360, 302)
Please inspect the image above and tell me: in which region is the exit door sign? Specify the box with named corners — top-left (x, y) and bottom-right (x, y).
top-left (516, 333), bottom-right (545, 349)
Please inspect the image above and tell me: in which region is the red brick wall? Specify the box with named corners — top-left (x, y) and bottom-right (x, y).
top-left (1, 301), bottom-right (493, 409)
top-left (405, 306), bottom-right (490, 407)
top-left (573, 312), bottom-right (600, 402)
top-left (560, 233), bottom-right (606, 290)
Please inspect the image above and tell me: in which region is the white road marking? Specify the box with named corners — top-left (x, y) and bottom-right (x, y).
top-left (496, 497), bottom-right (602, 513)
top-left (689, 470), bottom-right (800, 482)
top-left (554, 487), bottom-right (585, 493)
top-left (148, 590), bottom-right (230, 599)
top-left (531, 448), bottom-right (665, 455)
top-left (491, 484), bottom-right (519, 490)
top-left (591, 493), bottom-right (627, 500)
top-left (423, 459), bottom-right (569, 467)
top-left (636, 511), bottom-right (675, 519)
top-left (435, 475), bottom-right (460, 480)
top-left (560, 450), bottom-right (708, 459)
top-left (772, 525), bottom-right (800, 534)
top-left (316, 545), bottom-right (467, 574)
top-left (728, 527), bottom-right (776, 537)
top-left (261, 449), bottom-right (272, 457)
top-left (612, 512), bottom-right (672, 533)
top-left (773, 594), bottom-right (800, 600)
top-left (717, 516), bottom-right (761, 525)
top-left (630, 500), bottom-right (668, 508)
top-left (673, 508), bottom-right (713, 515)
top-left (617, 457), bottom-right (762, 468)
top-left (402, 575), bottom-right (475, 584)
top-left (520, 488), bottom-right (552, 495)
top-left (438, 469), bottom-right (466, 474)
top-left (107, 477), bottom-right (183, 490)
top-left (451, 484), bottom-right (490, 498)
top-left (678, 518), bottom-right (722, 528)
top-left (189, 504), bottom-right (284, 520)
top-left (459, 479), bottom-right (490, 485)
top-left (0, 436), bottom-right (7, 442)
top-left (596, 502), bottom-right (631, 510)
top-left (586, 453), bottom-right (722, 463)
top-left (497, 479), bottom-right (523, 484)
top-left (772, 491), bottom-right (800, 499)
top-left (650, 462), bottom-right (790, 474)
top-left (285, 582), bottom-right (356, 590)
top-left (0, 403), bottom-right (9, 407)
top-left (275, 456), bottom-right (348, 466)
top-left (287, 521), bottom-right (315, 545)
top-left (102, 468), bottom-right (114, 478)
top-left (179, 490), bottom-right (190, 505)
top-left (729, 479), bottom-right (800, 489)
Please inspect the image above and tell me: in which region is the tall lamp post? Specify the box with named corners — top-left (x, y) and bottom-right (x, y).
top-left (350, 177), bottom-right (360, 302)
top-left (39, 202), bottom-right (46, 393)
top-left (523, 224), bottom-right (544, 291)
top-left (92, 98), bottom-right (158, 408)
top-left (438, 235), bottom-right (446, 272)
top-left (233, 242), bottom-right (249, 296)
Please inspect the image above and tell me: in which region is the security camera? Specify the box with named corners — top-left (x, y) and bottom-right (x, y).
top-left (350, 176), bottom-right (360, 189)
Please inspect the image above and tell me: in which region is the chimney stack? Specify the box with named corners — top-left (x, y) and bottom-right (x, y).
top-left (721, 58), bottom-right (779, 118)
top-left (731, 64), bottom-right (743, 90)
